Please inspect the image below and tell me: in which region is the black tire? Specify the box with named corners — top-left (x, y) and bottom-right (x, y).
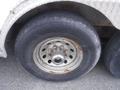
top-left (104, 31), bottom-right (120, 78)
top-left (15, 11), bottom-right (101, 81)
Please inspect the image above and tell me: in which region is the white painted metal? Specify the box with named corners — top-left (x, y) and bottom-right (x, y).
top-left (0, 0), bottom-right (120, 58)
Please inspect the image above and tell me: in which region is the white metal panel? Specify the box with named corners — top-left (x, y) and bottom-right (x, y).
top-left (0, 0), bottom-right (24, 29)
top-left (0, 0), bottom-right (120, 58)
top-left (0, 0), bottom-right (25, 57)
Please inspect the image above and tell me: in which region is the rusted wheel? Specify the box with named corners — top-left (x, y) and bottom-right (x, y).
top-left (15, 12), bottom-right (101, 81)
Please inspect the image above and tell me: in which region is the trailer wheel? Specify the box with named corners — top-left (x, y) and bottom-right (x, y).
top-left (104, 31), bottom-right (120, 78)
top-left (15, 12), bottom-right (101, 81)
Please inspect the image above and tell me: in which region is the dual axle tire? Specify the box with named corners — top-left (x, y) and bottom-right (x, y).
top-left (15, 12), bottom-right (101, 81)
top-left (104, 31), bottom-right (120, 78)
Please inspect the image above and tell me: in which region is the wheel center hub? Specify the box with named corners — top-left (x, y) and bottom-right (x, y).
top-left (52, 54), bottom-right (64, 65)
top-left (50, 44), bottom-right (66, 65)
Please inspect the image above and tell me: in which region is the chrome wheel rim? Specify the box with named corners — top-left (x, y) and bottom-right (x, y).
top-left (33, 37), bottom-right (83, 74)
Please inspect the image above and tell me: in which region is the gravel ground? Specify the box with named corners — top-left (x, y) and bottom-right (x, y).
top-left (0, 54), bottom-right (120, 90)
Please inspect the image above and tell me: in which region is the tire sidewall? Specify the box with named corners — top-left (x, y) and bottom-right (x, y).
top-left (15, 13), bottom-right (101, 81)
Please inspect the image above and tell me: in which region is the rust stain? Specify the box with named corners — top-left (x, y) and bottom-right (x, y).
top-left (64, 69), bottom-right (70, 73)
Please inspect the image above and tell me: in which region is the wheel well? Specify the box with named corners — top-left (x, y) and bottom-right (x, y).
top-left (5, 1), bottom-right (118, 54)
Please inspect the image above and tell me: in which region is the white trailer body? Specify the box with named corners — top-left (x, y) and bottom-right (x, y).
top-left (0, 0), bottom-right (120, 58)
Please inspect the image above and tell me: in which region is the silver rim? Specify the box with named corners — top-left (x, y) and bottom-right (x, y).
top-left (33, 37), bottom-right (83, 74)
